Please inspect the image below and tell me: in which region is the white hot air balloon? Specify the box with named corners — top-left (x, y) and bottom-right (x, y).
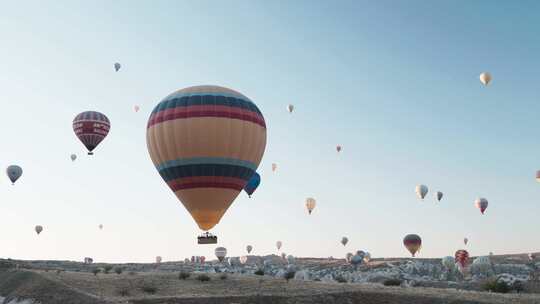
top-left (240, 256), bottom-right (248, 265)
top-left (341, 237), bottom-right (349, 246)
top-left (363, 252), bottom-right (371, 263)
top-left (215, 247), bottom-right (227, 262)
top-left (287, 104), bottom-right (294, 113)
top-left (479, 72), bottom-right (492, 86)
top-left (415, 184), bottom-right (428, 200)
top-left (70, 154), bottom-right (77, 162)
top-left (272, 163), bottom-right (277, 172)
top-left (134, 105), bottom-right (140, 112)
top-left (276, 241), bottom-right (282, 250)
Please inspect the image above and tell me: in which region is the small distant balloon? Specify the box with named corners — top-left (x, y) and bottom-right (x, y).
top-left (529, 253), bottom-right (536, 261)
top-left (403, 234), bottom-right (422, 257)
top-left (73, 111), bottom-right (111, 155)
top-left (341, 237), bottom-right (349, 246)
top-left (240, 256), bottom-right (248, 265)
top-left (287, 104), bottom-right (294, 113)
top-left (114, 62), bottom-right (121, 72)
top-left (156, 256), bottom-right (162, 264)
top-left (99, 224), bottom-right (103, 230)
top-left (336, 145), bottom-right (342, 153)
top-left (35, 225), bottom-right (43, 235)
top-left (7, 165), bottom-right (23, 185)
top-left (363, 252), bottom-right (371, 263)
top-left (345, 252), bottom-right (353, 262)
top-left (415, 184), bottom-right (428, 200)
top-left (455, 249), bottom-right (470, 270)
top-left (215, 247), bottom-right (227, 262)
top-left (305, 197), bottom-right (316, 214)
top-left (464, 237), bottom-right (469, 245)
top-left (435, 191), bottom-right (443, 202)
top-left (246, 245), bottom-right (253, 254)
top-left (134, 105), bottom-right (140, 112)
top-left (475, 198), bottom-right (488, 214)
top-left (536, 170), bottom-right (540, 182)
top-left (479, 72), bottom-right (491, 86)
top-left (272, 163), bottom-right (277, 172)
top-left (70, 154), bottom-right (77, 162)
top-left (276, 241), bottom-right (282, 250)
top-left (244, 172), bottom-right (261, 197)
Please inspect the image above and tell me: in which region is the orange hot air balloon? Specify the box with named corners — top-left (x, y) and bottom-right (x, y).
top-left (146, 85), bottom-right (267, 243)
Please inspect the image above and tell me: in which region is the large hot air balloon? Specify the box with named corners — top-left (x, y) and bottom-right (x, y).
top-left (240, 256), bottom-right (248, 265)
top-left (287, 104), bottom-right (294, 113)
top-left (403, 234), bottom-right (422, 257)
top-left (35, 225), bottom-right (43, 235)
top-left (6, 165), bottom-right (22, 185)
top-left (246, 245), bottom-right (253, 254)
top-left (271, 163), bottom-right (277, 172)
top-left (455, 249), bottom-right (470, 270)
top-left (536, 170), bottom-right (540, 182)
top-left (336, 145), bottom-right (342, 153)
top-left (215, 247), bottom-right (227, 262)
top-left (244, 172), bottom-right (261, 198)
top-left (415, 184), bottom-right (428, 200)
top-left (464, 237), bottom-right (469, 245)
top-left (146, 86), bottom-right (266, 244)
top-left (114, 62), bottom-right (121, 72)
top-left (276, 241), bottom-right (282, 250)
top-left (442, 256), bottom-right (455, 271)
top-left (341, 237), bottom-right (348, 246)
top-left (134, 105), bottom-right (140, 112)
top-left (475, 198), bottom-right (488, 214)
top-left (479, 72), bottom-right (491, 86)
top-left (435, 191), bottom-right (443, 202)
top-left (156, 256), bottom-right (162, 264)
top-left (71, 154), bottom-right (77, 162)
top-left (73, 111), bottom-right (110, 155)
top-left (305, 197), bottom-right (316, 214)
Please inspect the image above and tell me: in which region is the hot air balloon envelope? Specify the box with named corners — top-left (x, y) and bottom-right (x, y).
top-left (73, 111), bottom-right (110, 155)
top-left (244, 172), bottom-right (261, 197)
top-left (146, 85), bottom-right (267, 242)
top-left (403, 234), bottom-right (422, 257)
top-left (7, 165), bottom-right (22, 184)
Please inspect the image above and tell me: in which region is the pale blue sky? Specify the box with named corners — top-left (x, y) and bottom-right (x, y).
top-left (0, 1), bottom-right (539, 263)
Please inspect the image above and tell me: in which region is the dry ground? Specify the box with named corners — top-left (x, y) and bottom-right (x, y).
top-left (8, 270), bottom-right (537, 304)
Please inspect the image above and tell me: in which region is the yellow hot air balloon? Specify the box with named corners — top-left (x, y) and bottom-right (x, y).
top-left (146, 85), bottom-right (267, 244)
top-left (306, 197), bottom-right (316, 214)
top-left (479, 72), bottom-right (492, 86)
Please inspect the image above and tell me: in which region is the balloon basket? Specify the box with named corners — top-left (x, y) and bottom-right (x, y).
top-left (198, 233), bottom-right (217, 244)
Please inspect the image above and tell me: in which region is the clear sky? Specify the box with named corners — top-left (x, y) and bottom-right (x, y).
top-left (1, 1), bottom-right (539, 263)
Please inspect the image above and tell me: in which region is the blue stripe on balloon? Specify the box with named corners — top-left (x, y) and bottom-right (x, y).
top-left (156, 157), bottom-right (257, 172)
top-left (157, 163), bottom-right (255, 182)
top-left (151, 95), bottom-right (262, 115)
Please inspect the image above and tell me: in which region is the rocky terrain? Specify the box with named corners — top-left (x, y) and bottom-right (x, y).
top-left (0, 253), bottom-right (539, 303)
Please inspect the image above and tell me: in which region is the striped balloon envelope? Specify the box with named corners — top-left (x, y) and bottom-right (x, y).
top-left (146, 85), bottom-right (267, 232)
top-left (455, 249), bottom-right (470, 269)
top-left (72, 111), bottom-right (110, 155)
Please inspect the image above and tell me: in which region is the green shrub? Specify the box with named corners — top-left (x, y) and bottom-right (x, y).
top-left (92, 268), bottom-right (101, 276)
top-left (481, 278), bottom-right (511, 293)
top-left (219, 273), bottom-right (228, 280)
top-left (335, 275), bottom-right (347, 283)
top-left (383, 279), bottom-right (402, 286)
top-left (284, 271), bottom-right (295, 282)
top-left (254, 269), bottom-right (264, 276)
top-left (103, 265), bottom-right (113, 274)
top-left (140, 284), bottom-right (158, 294)
top-left (179, 271), bottom-right (191, 280)
top-left (196, 274), bottom-right (211, 282)
top-left (114, 267), bottom-right (123, 275)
